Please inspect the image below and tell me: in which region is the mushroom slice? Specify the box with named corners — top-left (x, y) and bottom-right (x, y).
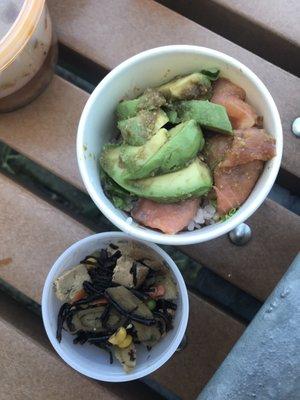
top-left (133, 321), bottom-right (161, 346)
top-left (53, 264), bottom-right (91, 302)
top-left (106, 308), bottom-right (127, 331)
top-left (155, 272), bottom-right (178, 300)
top-left (112, 256), bottom-right (149, 288)
top-left (114, 342), bottom-right (136, 373)
top-left (110, 241), bottom-right (167, 271)
top-left (70, 306), bottom-right (106, 333)
top-left (105, 286), bottom-right (155, 325)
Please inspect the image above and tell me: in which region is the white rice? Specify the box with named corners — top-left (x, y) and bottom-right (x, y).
top-left (187, 201), bottom-right (219, 231)
top-left (187, 221), bottom-right (195, 231)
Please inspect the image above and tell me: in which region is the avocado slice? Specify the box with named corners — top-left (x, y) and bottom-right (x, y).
top-left (165, 108), bottom-right (179, 124)
top-left (158, 72), bottom-right (211, 100)
top-left (131, 159), bottom-right (212, 202)
top-left (100, 145), bottom-right (212, 203)
top-left (120, 128), bottom-right (168, 176)
top-left (171, 100), bottom-right (233, 135)
top-left (117, 88), bottom-right (166, 120)
top-left (122, 120), bottom-right (204, 179)
top-left (117, 109), bottom-right (169, 146)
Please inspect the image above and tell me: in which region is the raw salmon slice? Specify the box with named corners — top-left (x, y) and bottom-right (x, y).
top-left (131, 198), bottom-right (200, 234)
top-left (212, 78), bottom-right (246, 101)
top-left (212, 78), bottom-right (258, 129)
top-left (214, 160), bottom-right (264, 215)
top-left (213, 95), bottom-right (258, 129)
top-left (220, 128), bottom-right (276, 168)
top-left (204, 133), bottom-right (233, 170)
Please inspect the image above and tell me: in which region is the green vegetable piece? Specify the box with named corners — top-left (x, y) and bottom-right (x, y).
top-left (173, 100), bottom-right (232, 135)
top-left (116, 98), bottom-right (139, 121)
top-left (117, 109), bottom-right (169, 146)
top-left (157, 72), bottom-right (211, 100)
top-left (117, 88), bottom-right (166, 120)
top-left (100, 145), bottom-right (212, 203)
top-left (147, 300), bottom-right (156, 311)
top-left (220, 208), bottom-right (237, 222)
top-left (201, 68), bottom-right (220, 81)
top-left (165, 109), bottom-right (179, 124)
top-left (123, 120), bottom-right (204, 179)
top-left (100, 167), bottom-right (136, 211)
top-left (129, 158), bottom-right (212, 202)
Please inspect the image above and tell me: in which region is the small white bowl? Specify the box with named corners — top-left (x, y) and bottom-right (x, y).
top-left (77, 45), bottom-right (282, 246)
top-left (42, 232), bottom-right (189, 382)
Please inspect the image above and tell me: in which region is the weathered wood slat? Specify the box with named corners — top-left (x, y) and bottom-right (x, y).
top-left (0, 75), bottom-right (299, 301)
top-left (179, 199), bottom-right (300, 301)
top-left (158, 0), bottom-right (300, 76)
top-left (47, 0), bottom-right (300, 180)
top-left (0, 317), bottom-right (125, 400)
top-left (153, 292), bottom-right (244, 399)
top-left (0, 285), bottom-right (164, 400)
top-left (0, 173), bottom-right (244, 399)
top-left (0, 173), bottom-right (90, 302)
top-left (0, 76), bottom-right (86, 191)
top-left (209, 0), bottom-right (300, 47)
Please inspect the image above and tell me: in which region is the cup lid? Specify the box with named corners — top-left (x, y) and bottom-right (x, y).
top-left (0, 0), bottom-right (45, 72)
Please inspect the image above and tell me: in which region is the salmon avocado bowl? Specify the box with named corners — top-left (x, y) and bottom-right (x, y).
top-left (77, 46), bottom-right (282, 245)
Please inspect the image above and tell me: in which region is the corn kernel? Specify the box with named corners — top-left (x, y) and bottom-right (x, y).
top-left (118, 334), bottom-right (133, 349)
top-left (108, 327), bottom-right (127, 345)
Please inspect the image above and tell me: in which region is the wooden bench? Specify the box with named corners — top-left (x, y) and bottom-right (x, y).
top-left (0, 173), bottom-right (244, 399)
top-left (0, 1), bottom-right (299, 399)
top-left (157, 0), bottom-right (300, 76)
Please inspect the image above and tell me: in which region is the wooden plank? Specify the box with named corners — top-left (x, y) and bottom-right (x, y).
top-left (0, 174), bottom-right (244, 399)
top-left (0, 76), bottom-right (87, 192)
top-left (0, 291), bottom-right (165, 400)
top-left (153, 292), bottom-right (244, 400)
top-left (158, 0), bottom-right (300, 76)
top-left (212, 0), bottom-right (300, 47)
top-left (0, 173), bottom-right (90, 303)
top-left (0, 73), bottom-right (299, 301)
top-left (179, 199), bottom-right (300, 301)
top-left (0, 317), bottom-right (123, 400)
top-left (46, 0), bottom-right (300, 179)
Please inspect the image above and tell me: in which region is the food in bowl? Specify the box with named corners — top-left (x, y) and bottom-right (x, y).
top-left (54, 241), bottom-right (178, 373)
top-left (100, 69), bottom-right (276, 234)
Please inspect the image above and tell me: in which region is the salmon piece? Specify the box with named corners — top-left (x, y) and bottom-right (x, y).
top-left (214, 160), bottom-right (264, 215)
top-left (204, 133), bottom-right (233, 170)
top-left (212, 78), bottom-right (246, 101)
top-left (213, 95), bottom-right (258, 129)
top-left (212, 78), bottom-right (258, 129)
top-left (131, 198), bottom-right (200, 234)
top-left (221, 128), bottom-right (276, 168)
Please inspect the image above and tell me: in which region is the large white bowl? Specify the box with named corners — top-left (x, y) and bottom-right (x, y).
top-left (42, 232), bottom-right (189, 382)
top-left (77, 45), bottom-right (282, 246)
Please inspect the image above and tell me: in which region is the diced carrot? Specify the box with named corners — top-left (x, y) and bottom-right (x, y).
top-left (149, 285), bottom-right (165, 299)
top-left (90, 297), bottom-right (108, 306)
top-left (70, 289), bottom-right (86, 303)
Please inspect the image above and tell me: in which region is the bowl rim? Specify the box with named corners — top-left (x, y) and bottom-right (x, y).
top-left (77, 45), bottom-right (283, 246)
top-left (42, 231), bottom-right (189, 382)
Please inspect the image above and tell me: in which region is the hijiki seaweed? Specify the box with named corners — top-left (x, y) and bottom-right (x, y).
top-left (53, 242), bottom-right (178, 372)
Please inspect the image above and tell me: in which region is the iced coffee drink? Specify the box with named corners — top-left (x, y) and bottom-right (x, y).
top-left (0, 0), bottom-right (57, 112)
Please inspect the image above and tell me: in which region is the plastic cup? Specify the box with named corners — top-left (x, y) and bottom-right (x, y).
top-left (42, 232), bottom-right (189, 382)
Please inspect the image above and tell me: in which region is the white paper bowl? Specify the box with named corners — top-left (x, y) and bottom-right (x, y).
top-left (77, 45), bottom-right (282, 246)
top-left (42, 232), bottom-right (189, 382)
